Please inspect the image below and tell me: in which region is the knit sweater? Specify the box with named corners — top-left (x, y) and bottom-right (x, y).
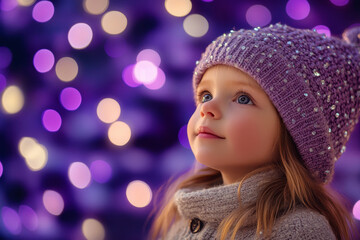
top-left (165, 170), bottom-right (336, 239)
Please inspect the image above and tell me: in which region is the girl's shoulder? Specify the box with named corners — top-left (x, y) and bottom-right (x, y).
top-left (270, 206), bottom-right (336, 240)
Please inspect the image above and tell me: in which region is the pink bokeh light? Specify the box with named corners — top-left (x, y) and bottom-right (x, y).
top-left (68, 23), bottom-right (93, 49)
top-left (245, 5), bottom-right (271, 27)
top-left (32, 1), bottom-right (54, 23)
top-left (43, 190), bottom-right (64, 215)
top-left (133, 61), bottom-right (158, 84)
top-left (33, 49), bottom-right (55, 73)
top-left (60, 87), bottom-right (82, 111)
top-left (42, 109), bottom-right (62, 132)
top-left (286, 0), bottom-right (310, 20)
top-left (122, 64), bottom-right (141, 88)
top-left (136, 49), bottom-right (161, 67)
top-left (313, 25), bottom-right (331, 37)
top-left (329, 0), bottom-right (349, 6)
top-left (0, 161), bottom-right (3, 178)
top-left (68, 162), bottom-right (91, 189)
top-left (144, 67), bottom-right (166, 90)
top-left (353, 200), bottom-right (360, 220)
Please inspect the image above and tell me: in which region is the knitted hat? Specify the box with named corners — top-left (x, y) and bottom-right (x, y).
top-left (192, 23), bottom-right (360, 184)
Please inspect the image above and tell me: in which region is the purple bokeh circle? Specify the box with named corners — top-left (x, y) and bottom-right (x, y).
top-left (90, 160), bottom-right (112, 183)
top-left (245, 5), bottom-right (272, 27)
top-left (33, 49), bottom-right (55, 73)
top-left (1, 206), bottom-right (21, 235)
top-left (178, 125), bottom-right (191, 149)
top-left (18, 205), bottom-right (38, 231)
top-left (42, 109), bottom-right (62, 132)
top-left (60, 87), bottom-right (82, 111)
top-left (330, 0), bottom-right (349, 6)
top-left (286, 0), bottom-right (310, 20)
top-left (32, 1), bottom-right (55, 23)
top-left (0, 161), bottom-right (3, 178)
top-left (122, 64), bottom-right (141, 88)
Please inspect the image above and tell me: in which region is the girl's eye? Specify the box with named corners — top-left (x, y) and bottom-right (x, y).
top-left (237, 94), bottom-right (253, 105)
top-left (201, 93), bottom-right (212, 103)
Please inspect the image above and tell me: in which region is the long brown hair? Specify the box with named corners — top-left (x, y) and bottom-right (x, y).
top-left (148, 120), bottom-right (358, 239)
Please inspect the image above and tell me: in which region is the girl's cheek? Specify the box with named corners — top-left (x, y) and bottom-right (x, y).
top-left (231, 116), bottom-right (267, 153)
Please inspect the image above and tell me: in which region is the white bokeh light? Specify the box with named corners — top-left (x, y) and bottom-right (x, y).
top-left (68, 162), bottom-right (91, 189)
top-left (133, 61), bottom-right (158, 84)
top-left (68, 23), bottom-right (93, 49)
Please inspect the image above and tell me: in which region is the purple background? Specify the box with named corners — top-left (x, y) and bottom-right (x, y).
top-left (0, 0), bottom-right (360, 239)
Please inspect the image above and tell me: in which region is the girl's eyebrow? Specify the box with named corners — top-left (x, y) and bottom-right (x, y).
top-left (199, 78), bottom-right (263, 93)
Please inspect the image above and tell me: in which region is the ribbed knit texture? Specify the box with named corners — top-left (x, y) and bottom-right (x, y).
top-left (192, 23), bottom-right (360, 183)
top-left (165, 170), bottom-right (336, 239)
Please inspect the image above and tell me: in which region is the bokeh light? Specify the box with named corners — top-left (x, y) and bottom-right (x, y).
top-left (42, 109), bottom-right (62, 132)
top-left (82, 218), bottom-right (105, 240)
top-left (60, 87), bottom-right (82, 111)
top-left (133, 61), bottom-right (158, 84)
top-left (329, 0), bottom-right (349, 6)
top-left (55, 57), bottom-right (79, 82)
top-left (18, 205), bottom-right (38, 231)
top-left (19, 137), bottom-right (37, 157)
top-left (122, 64), bottom-right (142, 88)
top-left (0, 74), bottom-right (6, 92)
top-left (0, 47), bottom-right (12, 69)
top-left (32, 1), bottom-right (54, 23)
top-left (245, 5), bottom-right (272, 27)
top-left (17, 0), bottom-right (35, 7)
top-left (1, 0), bottom-right (18, 11)
top-left (83, 0), bottom-right (109, 15)
top-left (286, 0), bottom-right (310, 20)
top-left (126, 180), bottom-right (152, 208)
top-left (90, 160), bottom-right (112, 183)
top-left (108, 121), bottom-right (131, 146)
top-left (33, 49), bottom-right (55, 73)
top-left (1, 85), bottom-right (24, 114)
top-left (183, 14), bottom-right (209, 38)
top-left (96, 98), bottom-right (121, 123)
top-left (1, 206), bottom-right (21, 235)
top-left (313, 25), bottom-right (331, 37)
top-left (68, 23), bottom-right (93, 49)
top-left (0, 0), bottom-right (359, 238)
top-left (68, 162), bottom-right (91, 189)
top-left (18, 137), bottom-right (48, 171)
top-left (42, 190), bottom-right (64, 216)
top-left (136, 49), bottom-right (161, 67)
top-left (164, 0), bottom-right (192, 17)
top-left (178, 124), bottom-right (190, 149)
top-left (144, 67), bottom-right (166, 90)
top-left (101, 11), bottom-right (127, 35)
top-left (353, 200), bottom-right (360, 220)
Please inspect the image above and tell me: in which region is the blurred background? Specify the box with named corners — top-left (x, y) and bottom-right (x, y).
top-left (0, 0), bottom-right (360, 239)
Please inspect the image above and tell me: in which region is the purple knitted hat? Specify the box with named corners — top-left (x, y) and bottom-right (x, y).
top-left (192, 23), bottom-right (360, 184)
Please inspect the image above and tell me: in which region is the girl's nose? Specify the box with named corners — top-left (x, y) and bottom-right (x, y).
top-left (200, 100), bottom-right (221, 119)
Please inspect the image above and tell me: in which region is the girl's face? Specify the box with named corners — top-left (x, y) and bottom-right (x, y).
top-left (187, 65), bottom-right (281, 184)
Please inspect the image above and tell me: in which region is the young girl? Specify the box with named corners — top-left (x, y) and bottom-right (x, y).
top-left (149, 23), bottom-right (360, 239)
